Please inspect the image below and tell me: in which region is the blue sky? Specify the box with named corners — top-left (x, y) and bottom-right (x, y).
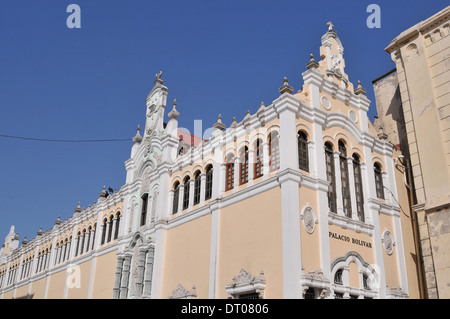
top-left (0, 1), bottom-right (448, 243)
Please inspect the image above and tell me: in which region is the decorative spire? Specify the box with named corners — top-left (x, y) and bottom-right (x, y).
top-left (154, 71), bottom-right (163, 85)
top-left (378, 125), bottom-right (388, 140)
top-left (168, 99), bottom-right (180, 120)
top-left (213, 114), bottom-right (226, 130)
top-left (99, 186), bottom-right (107, 198)
top-left (230, 117), bottom-right (237, 128)
top-left (132, 125), bottom-right (143, 144)
top-left (306, 53), bottom-right (319, 69)
top-left (354, 80), bottom-right (367, 95)
top-left (22, 236), bottom-right (28, 245)
top-left (279, 76), bottom-right (294, 94)
top-left (75, 201), bottom-right (82, 212)
top-left (55, 216), bottom-right (62, 225)
top-left (327, 21), bottom-right (334, 31)
top-left (37, 227), bottom-right (43, 236)
top-left (258, 101), bottom-right (266, 111)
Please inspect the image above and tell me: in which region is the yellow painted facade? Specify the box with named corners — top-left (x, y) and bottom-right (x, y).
top-left (1, 18), bottom-right (431, 299)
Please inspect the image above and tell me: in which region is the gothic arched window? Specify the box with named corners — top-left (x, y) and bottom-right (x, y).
top-left (205, 165), bottom-right (213, 200)
top-left (298, 131), bottom-right (309, 172)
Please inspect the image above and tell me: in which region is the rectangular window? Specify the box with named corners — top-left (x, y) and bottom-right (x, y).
top-left (226, 163), bottom-right (234, 191)
top-left (340, 156), bottom-right (352, 218)
top-left (325, 149), bottom-right (336, 213)
top-left (353, 160), bottom-right (365, 222)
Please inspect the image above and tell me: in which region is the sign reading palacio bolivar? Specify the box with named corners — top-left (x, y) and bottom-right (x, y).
top-left (329, 232), bottom-right (373, 248)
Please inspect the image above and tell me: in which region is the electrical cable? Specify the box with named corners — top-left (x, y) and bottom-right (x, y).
top-left (0, 134), bottom-right (132, 143)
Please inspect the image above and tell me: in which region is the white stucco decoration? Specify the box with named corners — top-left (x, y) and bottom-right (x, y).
top-left (382, 230), bottom-right (395, 255)
top-left (321, 95), bottom-right (331, 110)
top-left (301, 204), bottom-right (318, 234)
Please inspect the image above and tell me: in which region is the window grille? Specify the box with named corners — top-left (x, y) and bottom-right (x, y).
top-left (325, 143), bottom-right (336, 213)
top-left (298, 131), bottom-right (309, 172)
top-left (205, 166), bottom-right (213, 200)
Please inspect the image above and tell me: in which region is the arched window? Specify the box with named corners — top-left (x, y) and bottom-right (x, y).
top-left (81, 229), bottom-right (86, 254)
top-left (114, 213), bottom-right (121, 240)
top-left (304, 287), bottom-right (315, 299)
top-left (269, 131), bottom-right (280, 172)
top-left (193, 171), bottom-right (201, 205)
top-left (107, 215), bottom-right (114, 242)
top-left (334, 269), bottom-right (343, 285)
top-left (239, 146), bottom-right (249, 185)
top-left (183, 176), bottom-right (190, 210)
top-left (172, 181), bottom-right (180, 214)
top-left (86, 227), bottom-right (92, 253)
top-left (254, 139), bottom-right (264, 179)
top-left (76, 232), bottom-right (82, 255)
top-left (374, 163), bottom-right (384, 199)
top-left (205, 165), bottom-right (213, 200)
top-left (353, 154), bottom-right (365, 222)
top-left (325, 142), bottom-right (336, 213)
top-left (140, 193), bottom-right (148, 226)
top-left (225, 154), bottom-right (235, 191)
top-left (101, 219), bottom-right (107, 245)
top-left (298, 131), bottom-right (309, 172)
top-left (339, 140), bottom-right (352, 218)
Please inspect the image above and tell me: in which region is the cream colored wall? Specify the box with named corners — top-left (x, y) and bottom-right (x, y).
top-left (217, 187), bottom-right (283, 298)
top-left (46, 269), bottom-right (67, 299)
top-left (14, 283), bottom-right (29, 299)
top-left (66, 259), bottom-right (92, 299)
top-left (29, 277), bottom-right (46, 299)
top-left (91, 250), bottom-right (117, 299)
top-left (299, 186), bottom-right (320, 272)
top-left (163, 214), bottom-right (212, 299)
top-left (379, 213), bottom-right (400, 289)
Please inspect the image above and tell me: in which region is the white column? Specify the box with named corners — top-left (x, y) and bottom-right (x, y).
top-left (218, 163), bottom-right (226, 196)
top-left (188, 179), bottom-right (195, 211)
top-left (248, 149), bottom-right (254, 185)
top-left (262, 141), bottom-right (270, 179)
top-left (277, 96), bottom-right (302, 298)
top-left (312, 121), bottom-right (332, 281)
top-left (178, 185), bottom-right (184, 213)
top-left (233, 156), bottom-right (240, 191)
top-left (208, 204), bottom-right (220, 298)
top-left (199, 173), bottom-right (206, 205)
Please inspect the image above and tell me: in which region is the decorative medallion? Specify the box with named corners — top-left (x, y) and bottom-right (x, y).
top-left (321, 96), bottom-right (331, 110)
top-left (301, 204), bottom-right (318, 234)
top-left (382, 230), bottom-right (395, 255)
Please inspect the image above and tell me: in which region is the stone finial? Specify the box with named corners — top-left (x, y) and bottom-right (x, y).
top-left (258, 101), bottom-right (266, 111)
top-left (378, 126), bottom-right (388, 140)
top-left (37, 227), bottom-right (43, 236)
top-left (75, 201), bottom-right (82, 212)
top-left (230, 117), bottom-right (237, 128)
top-left (55, 216), bottom-right (62, 225)
top-left (213, 114), bottom-right (226, 130)
top-left (279, 76), bottom-right (294, 94)
top-left (154, 71), bottom-right (163, 85)
top-left (327, 21), bottom-right (334, 31)
top-left (306, 53), bottom-right (319, 69)
top-left (354, 80), bottom-right (367, 95)
top-left (22, 237), bottom-right (28, 245)
top-left (168, 99), bottom-right (180, 120)
top-left (99, 186), bottom-right (107, 198)
top-left (132, 125), bottom-right (143, 144)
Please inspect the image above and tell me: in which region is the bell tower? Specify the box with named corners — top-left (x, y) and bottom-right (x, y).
top-left (144, 71), bottom-right (168, 137)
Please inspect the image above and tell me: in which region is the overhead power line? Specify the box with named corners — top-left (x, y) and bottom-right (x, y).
top-left (0, 134), bottom-right (132, 143)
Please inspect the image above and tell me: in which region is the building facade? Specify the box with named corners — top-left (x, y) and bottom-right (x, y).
top-left (375, 5), bottom-right (450, 299)
top-left (1, 23), bottom-right (421, 299)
